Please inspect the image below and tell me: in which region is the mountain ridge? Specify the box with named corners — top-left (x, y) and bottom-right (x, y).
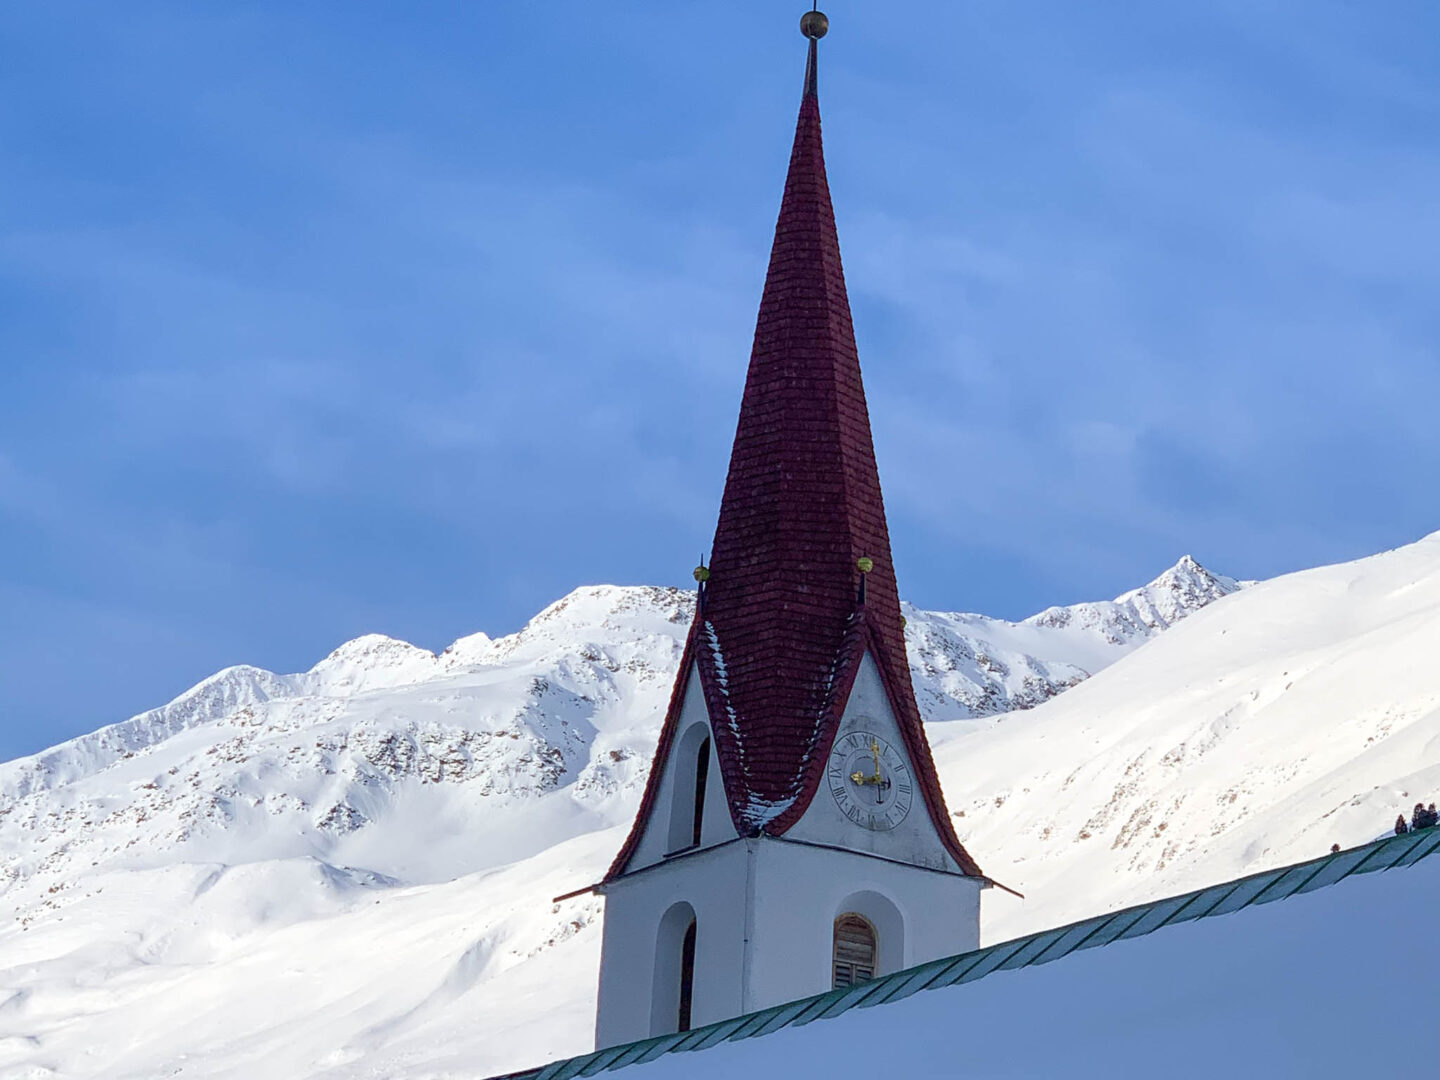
top-left (0, 557), bottom-right (1238, 805)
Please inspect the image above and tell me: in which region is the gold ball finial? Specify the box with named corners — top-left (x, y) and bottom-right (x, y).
top-left (856, 556), bottom-right (874, 574)
top-left (693, 565), bottom-right (711, 583)
top-left (800, 10), bottom-right (829, 39)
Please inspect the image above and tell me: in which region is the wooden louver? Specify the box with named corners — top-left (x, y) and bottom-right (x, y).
top-left (832, 914), bottom-right (877, 988)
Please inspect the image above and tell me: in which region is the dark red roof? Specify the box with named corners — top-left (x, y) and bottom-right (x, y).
top-left (607, 37), bottom-right (980, 880)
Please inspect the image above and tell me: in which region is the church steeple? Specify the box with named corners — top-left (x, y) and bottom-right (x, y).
top-left (606, 11), bottom-right (979, 879)
top-left (593, 16), bottom-right (986, 1045)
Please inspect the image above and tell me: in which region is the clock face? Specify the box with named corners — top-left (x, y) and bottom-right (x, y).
top-left (826, 729), bottom-right (914, 831)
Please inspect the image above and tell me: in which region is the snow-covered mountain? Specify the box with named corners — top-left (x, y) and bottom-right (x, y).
top-left (906, 554), bottom-right (1244, 721)
top-left (0, 558), bottom-right (1236, 915)
top-left (0, 586), bottom-right (690, 908)
top-left (6, 539), bottom-right (1438, 1080)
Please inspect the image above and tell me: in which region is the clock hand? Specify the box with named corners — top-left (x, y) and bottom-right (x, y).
top-left (868, 739), bottom-right (890, 802)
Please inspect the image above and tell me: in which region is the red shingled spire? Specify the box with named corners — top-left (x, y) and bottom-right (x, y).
top-left (607, 18), bottom-right (980, 879)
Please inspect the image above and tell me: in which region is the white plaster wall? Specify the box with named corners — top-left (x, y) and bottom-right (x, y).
top-left (626, 663), bottom-right (737, 872)
top-left (786, 651), bottom-right (960, 873)
top-left (597, 835), bottom-right (982, 1047)
top-left (595, 841), bottom-right (751, 1049)
top-left (744, 839), bottom-right (982, 1011)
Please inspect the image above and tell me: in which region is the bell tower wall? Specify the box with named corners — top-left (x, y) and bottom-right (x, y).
top-left (744, 839), bottom-right (982, 1012)
top-left (594, 840), bottom-right (750, 1050)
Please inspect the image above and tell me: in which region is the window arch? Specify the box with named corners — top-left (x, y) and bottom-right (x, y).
top-left (667, 724), bottom-right (712, 853)
top-left (651, 901), bottom-right (699, 1035)
top-left (833, 913), bottom-right (877, 989)
top-left (833, 889), bottom-right (905, 979)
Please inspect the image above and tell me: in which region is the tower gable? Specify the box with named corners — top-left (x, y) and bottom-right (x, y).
top-left (618, 652), bottom-right (737, 875)
top-left (784, 648), bottom-right (962, 874)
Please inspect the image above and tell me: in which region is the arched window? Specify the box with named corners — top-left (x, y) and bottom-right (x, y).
top-left (667, 725), bottom-right (712, 853)
top-left (833, 914), bottom-right (877, 989)
top-left (678, 917), bottom-right (697, 1032)
top-left (690, 738), bottom-right (710, 848)
top-left (651, 901), bottom-right (699, 1035)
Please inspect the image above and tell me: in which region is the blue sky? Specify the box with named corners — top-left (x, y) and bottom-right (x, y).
top-left (3, 1), bottom-right (1439, 761)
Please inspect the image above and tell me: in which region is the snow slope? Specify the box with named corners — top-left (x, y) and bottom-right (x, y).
top-left (6, 539), bottom-right (1438, 1080)
top-left (942, 533), bottom-right (1440, 940)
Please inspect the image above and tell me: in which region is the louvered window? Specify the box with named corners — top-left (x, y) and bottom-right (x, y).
top-left (833, 914), bottom-right (877, 989)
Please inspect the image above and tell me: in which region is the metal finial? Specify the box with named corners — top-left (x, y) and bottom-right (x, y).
top-left (800, 9), bottom-right (829, 40)
top-left (855, 555), bottom-right (873, 605)
top-left (800, 9), bottom-right (827, 99)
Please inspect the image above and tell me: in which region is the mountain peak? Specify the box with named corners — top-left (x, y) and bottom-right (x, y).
top-left (1148, 553), bottom-right (1220, 587)
top-left (1122, 555), bottom-right (1243, 630)
top-left (1022, 554), bottom-right (1244, 644)
top-left (306, 634), bottom-right (438, 695)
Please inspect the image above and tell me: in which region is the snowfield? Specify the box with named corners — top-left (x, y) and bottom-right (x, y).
top-left (2, 537), bottom-right (1438, 1078)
